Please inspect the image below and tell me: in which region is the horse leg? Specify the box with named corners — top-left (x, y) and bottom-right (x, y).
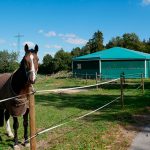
top-left (13, 117), bottom-right (20, 150)
top-left (5, 110), bottom-right (14, 138)
top-left (23, 108), bottom-right (30, 147)
top-left (0, 109), bottom-right (4, 141)
top-left (0, 109), bottom-right (4, 127)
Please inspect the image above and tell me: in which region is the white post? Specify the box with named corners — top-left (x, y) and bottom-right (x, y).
top-left (99, 60), bottom-right (101, 79)
top-left (145, 60), bottom-right (147, 78)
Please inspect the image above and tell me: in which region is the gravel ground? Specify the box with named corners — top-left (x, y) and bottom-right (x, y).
top-left (129, 125), bottom-right (150, 150)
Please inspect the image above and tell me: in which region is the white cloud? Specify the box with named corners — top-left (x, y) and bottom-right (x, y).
top-left (142, 0), bottom-right (150, 5)
top-left (45, 31), bottom-right (57, 37)
top-left (58, 33), bottom-right (76, 38)
top-left (38, 29), bottom-right (87, 45)
top-left (44, 51), bottom-right (56, 57)
top-left (65, 37), bottom-right (87, 45)
top-left (45, 44), bottom-right (62, 49)
top-left (58, 33), bottom-right (87, 45)
top-left (23, 41), bottom-right (35, 48)
top-left (11, 42), bottom-right (17, 47)
top-left (0, 38), bottom-right (6, 44)
top-left (38, 29), bottom-right (44, 34)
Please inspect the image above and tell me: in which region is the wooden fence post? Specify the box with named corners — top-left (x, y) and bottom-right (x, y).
top-left (28, 86), bottom-right (36, 150)
top-left (141, 73), bottom-right (144, 94)
top-left (120, 74), bottom-right (124, 108)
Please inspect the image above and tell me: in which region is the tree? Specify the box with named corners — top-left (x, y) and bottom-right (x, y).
top-left (0, 50), bottom-right (19, 73)
top-left (82, 30), bottom-right (104, 54)
top-left (71, 47), bottom-right (81, 57)
top-left (89, 30), bottom-right (104, 53)
top-left (143, 38), bottom-right (150, 53)
top-left (106, 36), bottom-right (123, 48)
top-left (39, 54), bottom-right (55, 74)
top-left (122, 33), bottom-right (141, 50)
top-left (106, 33), bottom-right (146, 52)
top-left (54, 49), bottom-right (72, 71)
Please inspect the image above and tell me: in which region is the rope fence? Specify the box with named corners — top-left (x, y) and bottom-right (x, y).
top-left (0, 72), bottom-right (145, 150)
top-left (36, 78), bottom-right (120, 94)
top-left (24, 96), bottom-right (121, 143)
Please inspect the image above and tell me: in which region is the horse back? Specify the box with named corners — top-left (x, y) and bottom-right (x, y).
top-left (0, 73), bottom-right (12, 91)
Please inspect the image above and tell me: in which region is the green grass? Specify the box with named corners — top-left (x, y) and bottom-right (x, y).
top-left (0, 74), bottom-right (150, 149)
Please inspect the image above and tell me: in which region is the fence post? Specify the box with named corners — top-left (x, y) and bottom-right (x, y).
top-left (96, 72), bottom-right (98, 89)
top-left (141, 73), bottom-right (144, 94)
top-left (120, 74), bottom-right (124, 108)
top-left (28, 86), bottom-right (36, 150)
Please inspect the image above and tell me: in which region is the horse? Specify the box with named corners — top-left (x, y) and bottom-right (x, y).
top-left (0, 44), bottom-right (39, 150)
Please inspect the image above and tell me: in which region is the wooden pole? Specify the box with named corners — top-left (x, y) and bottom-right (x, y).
top-left (28, 86), bottom-right (36, 150)
top-left (120, 74), bottom-right (124, 108)
top-left (141, 73), bottom-right (144, 94)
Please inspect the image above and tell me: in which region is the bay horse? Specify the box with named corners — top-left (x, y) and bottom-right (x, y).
top-left (0, 44), bottom-right (39, 150)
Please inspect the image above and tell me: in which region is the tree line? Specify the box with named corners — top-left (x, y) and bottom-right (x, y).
top-left (1, 31), bottom-right (150, 74)
top-left (39, 31), bottom-right (150, 74)
top-left (0, 50), bottom-right (19, 73)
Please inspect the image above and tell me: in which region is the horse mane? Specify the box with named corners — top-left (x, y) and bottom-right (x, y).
top-left (11, 57), bottom-right (29, 94)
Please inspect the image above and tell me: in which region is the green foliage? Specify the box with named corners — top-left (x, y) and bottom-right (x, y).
top-left (39, 49), bottom-right (72, 74)
top-left (39, 54), bottom-right (56, 74)
top-left (71, 47), bottom-right (81, 57)
top-left (54, 49), bottom-right (72, 71)
top-left (81, 30), bottom-right (104, 55)
top-left (0, 50), bottom-right (19, 73)
top-left (106, 32), bottom-right (148, 52)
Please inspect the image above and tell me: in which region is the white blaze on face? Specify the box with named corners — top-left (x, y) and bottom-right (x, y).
top-left (30, 54), bottom-right (36, 82)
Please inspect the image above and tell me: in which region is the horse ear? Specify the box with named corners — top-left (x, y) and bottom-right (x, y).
top-left (34, 44), bottom-right (38, 52)
top-left (24, 44), bottom-right (29, 53)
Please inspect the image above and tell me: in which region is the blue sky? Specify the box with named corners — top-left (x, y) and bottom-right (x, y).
top-left (0, 0), bottom-right (150, 62)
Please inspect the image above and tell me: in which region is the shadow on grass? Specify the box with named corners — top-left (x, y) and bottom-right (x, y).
top-left (35, 93), bottom-right (119, 110)
top-left (35, 88), bottom-right (150, 125)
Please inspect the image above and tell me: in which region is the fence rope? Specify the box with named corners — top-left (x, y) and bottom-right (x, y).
top-left (0, 78), bottom-right (119, 103)
top-left (24, 96), bottom-right (120, 143)
top-left (36, 78), bottom-right (120, 94)
top-left (0, 91), bottom-right (35, 103)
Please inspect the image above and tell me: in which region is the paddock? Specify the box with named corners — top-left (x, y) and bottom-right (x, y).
top-left (0, 73), bottom-right (150, 149)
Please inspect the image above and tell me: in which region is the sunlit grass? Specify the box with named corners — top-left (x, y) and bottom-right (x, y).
top-left (0, 74), bottom-right (150, 149)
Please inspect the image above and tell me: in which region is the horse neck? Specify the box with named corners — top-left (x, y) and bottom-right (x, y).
top-left (11, 62), bottom-right (30, 95)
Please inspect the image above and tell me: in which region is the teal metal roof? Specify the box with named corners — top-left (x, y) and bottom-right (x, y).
top-left (73, 47), bottom-right (150, 60)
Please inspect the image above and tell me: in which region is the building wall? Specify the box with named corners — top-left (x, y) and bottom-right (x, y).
top-left (101, 60), bottom-right (145, 79)
top-left (73, 60), bottom-right (99, 78)
top-left (73, 59), bottom-right (148, 79)
top-left (146, 60), bottom-right (150, 78)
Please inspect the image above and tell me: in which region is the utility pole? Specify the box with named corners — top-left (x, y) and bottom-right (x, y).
top-left (14, 33), bottom-right (24, 51)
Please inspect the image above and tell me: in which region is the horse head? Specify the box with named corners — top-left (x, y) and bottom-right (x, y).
top-left (23, 44), bottom-right (39, 84)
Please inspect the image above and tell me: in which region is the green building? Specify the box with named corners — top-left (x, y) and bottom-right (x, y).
top-left (72, 47), bottom-right (150, 79)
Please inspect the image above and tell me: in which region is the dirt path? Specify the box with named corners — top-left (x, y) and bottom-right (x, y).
top-left (129, 112), bottom-right (150, 150)
top-left (129, 125), bottom-right (150, 150)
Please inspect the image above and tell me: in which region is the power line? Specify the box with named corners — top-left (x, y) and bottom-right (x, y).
top-left (14, 33), bottom-right (24, 51)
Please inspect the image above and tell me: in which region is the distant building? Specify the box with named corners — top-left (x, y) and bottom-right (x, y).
top-left (72, 47), bottom-right (150, 79)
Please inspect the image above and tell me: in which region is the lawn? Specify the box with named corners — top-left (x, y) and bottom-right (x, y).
top-left (0, 73), bottom-right (150, 150)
